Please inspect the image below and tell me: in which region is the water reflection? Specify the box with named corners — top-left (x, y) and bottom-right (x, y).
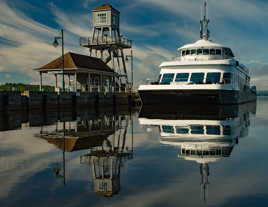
top-left (139, 102), bottom-right (256, 202)
top-left (1, 100), bottom-right (265, 206)
top-left (35, 111), bottom-right (134, 197)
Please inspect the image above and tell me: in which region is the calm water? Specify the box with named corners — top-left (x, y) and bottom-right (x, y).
top-left (0, 97), bottom-right (267, 207)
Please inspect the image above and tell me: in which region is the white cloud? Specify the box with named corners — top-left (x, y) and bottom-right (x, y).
top-left (0, 126), bottom-right (57, 198)
top-left (0, 1), bottom-right (89, 83)
top-left (129, 45), bottom-right (174, 87)
top-left (49, 3), bottom-right (92, 38)
top-left (121, 23), bottom-right (159, 37)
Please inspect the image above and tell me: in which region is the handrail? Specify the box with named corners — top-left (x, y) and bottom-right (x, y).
top-left (80, 36), bottom-right (132, 47)
top-left (170, 56), bottom-right (235, 61)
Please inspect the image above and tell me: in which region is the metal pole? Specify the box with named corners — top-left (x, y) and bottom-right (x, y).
top-left (61, 29), bottom-right (65, 92)
top-left (63, 121), bottom-right (66, 185)
top-left (39, 72), bottom-right (43, 91)
top-left (131, 50), bottom-right (133, 91)
top-left (131, 113), bottom-right (133, 153)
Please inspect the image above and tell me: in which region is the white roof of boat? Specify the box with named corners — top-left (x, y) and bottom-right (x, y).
top-left (179, 39), bottom-right (224, 50)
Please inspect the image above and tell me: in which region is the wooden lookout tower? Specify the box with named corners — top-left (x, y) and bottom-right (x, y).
top-left (80, 3), bottom-right (132, 91)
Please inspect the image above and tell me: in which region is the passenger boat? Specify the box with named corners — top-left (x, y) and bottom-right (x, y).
top-left (138, 1), bottom-right (257, 105)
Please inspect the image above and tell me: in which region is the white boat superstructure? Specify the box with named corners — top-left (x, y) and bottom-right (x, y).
top-left (138, 0), bottom-right (256, 105)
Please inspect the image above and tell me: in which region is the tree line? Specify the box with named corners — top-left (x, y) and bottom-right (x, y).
top-left (0, 83), bottom-right (54, 92)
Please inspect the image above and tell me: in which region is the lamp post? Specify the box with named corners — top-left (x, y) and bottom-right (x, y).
top-left (53, 29), bottom-right (65, 92)
top-left (126, 50), bottom-right (133, 91)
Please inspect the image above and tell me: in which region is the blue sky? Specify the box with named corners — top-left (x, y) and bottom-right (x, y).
top-left (0, 0), bottom-right (268, 89)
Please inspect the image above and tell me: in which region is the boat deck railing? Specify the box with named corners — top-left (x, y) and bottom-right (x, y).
top-left (170, 56), bottom-right (235, 61)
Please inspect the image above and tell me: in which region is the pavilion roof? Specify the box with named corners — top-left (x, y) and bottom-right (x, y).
top-left (39, 130), bottom-right (113, 152)
top-left (37, 52), bottom-right (114, 73)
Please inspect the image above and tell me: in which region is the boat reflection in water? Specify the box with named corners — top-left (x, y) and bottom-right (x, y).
top-left (35, 111), bottom-right (134, 197)
top-left (139, 102), bottom-right (256, 202)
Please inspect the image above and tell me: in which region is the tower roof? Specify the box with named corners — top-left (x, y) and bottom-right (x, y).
top-left (93, 3), bottom-right (119, 14)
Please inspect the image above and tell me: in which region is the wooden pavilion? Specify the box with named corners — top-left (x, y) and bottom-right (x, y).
top-left (35, 52), bottom-right (116, 92)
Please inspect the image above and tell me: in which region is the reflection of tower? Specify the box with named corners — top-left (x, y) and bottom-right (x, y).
top-left (80, 114), bottom-right (134, 197)
top-left (91, 154), bottom-right (121, 197)
top-left (36, 113), bottom-right (123, 185)
top-left (200, 163), bottom-right (209, 202)
top-left (80, 3), bottom-right (132, 91)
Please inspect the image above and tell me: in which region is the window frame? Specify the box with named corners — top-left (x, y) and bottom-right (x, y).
top-left (161, 73), bottom-right (175, 84)
top-left (190, 73), bottom-right (205, 84)
top-left (97, 12), bottom-right (107, 25)
top-left (175, 73), bottom-right (189, 82)
top-left (206, 72), bottom-right (221, 84)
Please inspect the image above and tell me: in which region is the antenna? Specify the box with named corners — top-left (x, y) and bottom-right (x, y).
top-left (200, 0), bottom-right (210, 40)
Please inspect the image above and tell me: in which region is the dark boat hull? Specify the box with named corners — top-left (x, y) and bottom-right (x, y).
top-left (138, 89), bottom-right (256, 105)
top-left (139, 101), bottom-right (257, 120)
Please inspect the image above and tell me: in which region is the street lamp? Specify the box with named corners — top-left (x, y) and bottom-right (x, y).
top-left (126, 50), bottom-right (133, 91)
top-left (53, 29), bottom-right (65, 92)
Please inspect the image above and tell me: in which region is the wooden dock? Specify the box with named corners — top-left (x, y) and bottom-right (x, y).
top-left (0, 91), bottom-right (141, 113)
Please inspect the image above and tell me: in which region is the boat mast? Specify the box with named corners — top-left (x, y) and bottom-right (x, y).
top-left (200, 0), bottom-right (210, 40)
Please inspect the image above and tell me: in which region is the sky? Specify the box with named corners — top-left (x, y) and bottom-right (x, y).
top-left (0, 0), bottom-right (268, 90)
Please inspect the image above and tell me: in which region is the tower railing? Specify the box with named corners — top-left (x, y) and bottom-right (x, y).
top-left (80, 36), bottom-right (132, 48)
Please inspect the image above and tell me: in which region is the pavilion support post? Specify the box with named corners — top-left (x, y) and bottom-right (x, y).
top-left (68, 74), bottom-right (71, 92)
top-left (39, 72), bottom-right (43, 91)
top-left (75, 72), bottom-right (77, 92)
top-left (55, 74), bottom-right (58, 91)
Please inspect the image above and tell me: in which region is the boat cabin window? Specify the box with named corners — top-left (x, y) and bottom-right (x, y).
top-left (190, 73), bottom-right (204, 84)
top-left (210, 49), bottom-right (216, 55)
top-left (181, 48), bottom-right (227, 56)
top-left (203, 49), bottom-right (209, 55)
top-left (176, 127), bottom-right (189, 134)
top-left (162, 125), bottom-right (174, 133)
top-left (216, 49), bottom-right (221, 55)
top-left (197, 49), bottom-right (202, 55)
top-left (175, 73), bottom-right (189, 82)
top-left (223, 48), bottom-right (234, 58)
top-left (206, 72), bottom-right (221, 84)
top-left (223, 73), bottom-right (232, 84)
top-left (161, 73), bottom-right (174, 84)
top-left (191, 49), bottom-right (197, 55)
top-left (190, 125), bottom-right (204, 134)
top-left (206, 125), bottom-right (221, 135)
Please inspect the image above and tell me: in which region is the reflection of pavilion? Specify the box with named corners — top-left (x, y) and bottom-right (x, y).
top-left (37, 114), bottom-right (120, 152)
top-left (139, 102), bottom-right (256, 202)
top-left (35, 112), bottom-right (134, 196)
